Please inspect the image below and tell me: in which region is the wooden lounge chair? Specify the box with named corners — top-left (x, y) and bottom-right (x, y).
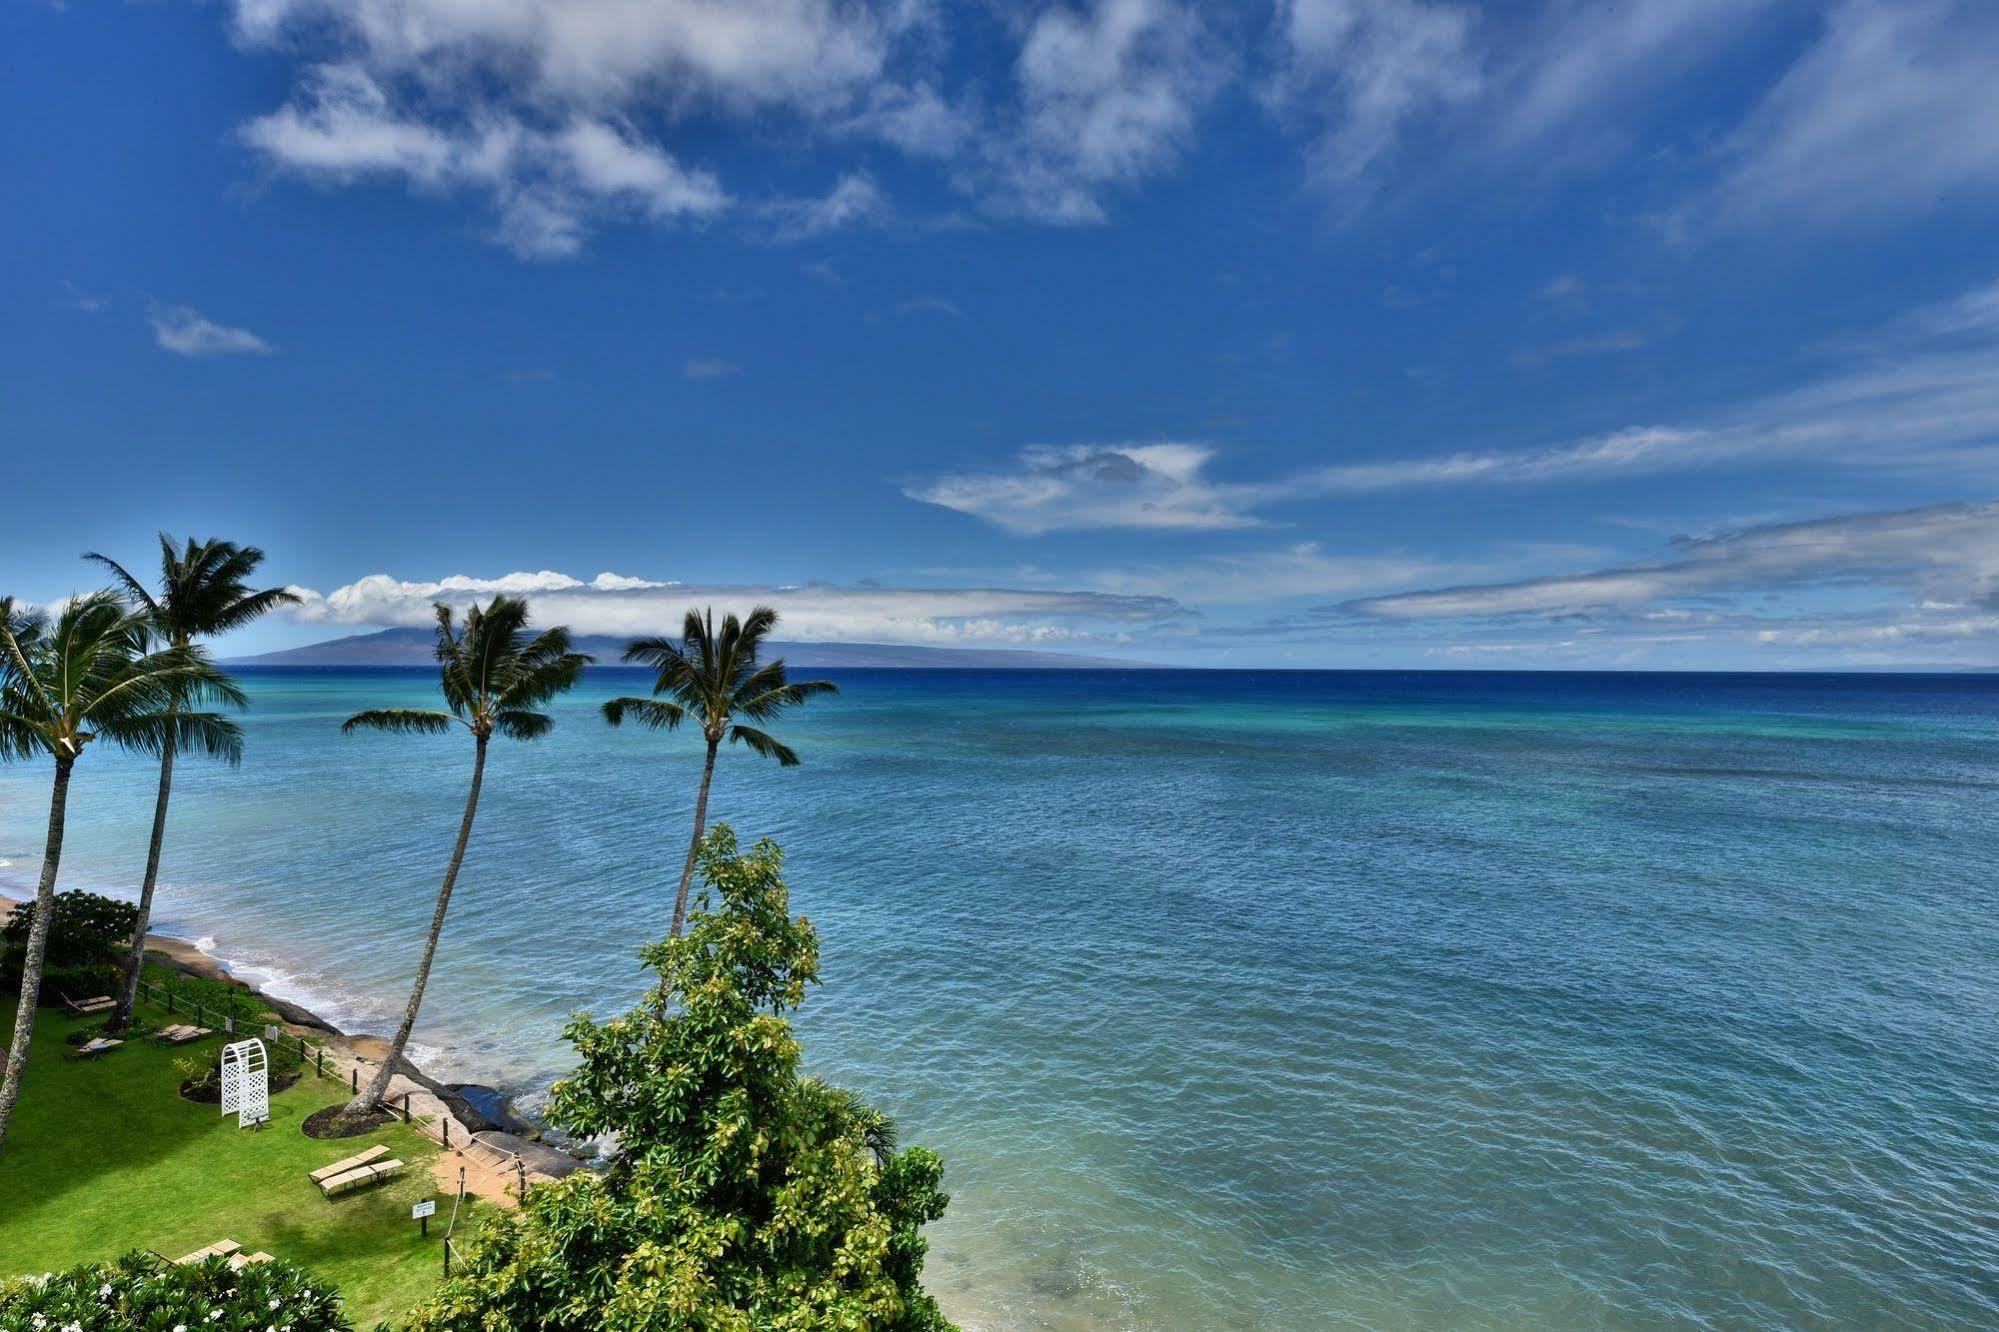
top-left (66, 1037), bottom-right (122, 1060)
top-left (320, 1158), bottom-right (406, 1198)
top-left (309, 1143), bottom-right (390, 1185)
top-left (228, 1251), bottom-right (274, 1270)
top-left (60, 991), bottom-right (115, 1016)
top-left (174, 1239), bottom-right (241, 1265)
top-left (154, 1023), bottom-right (213, 1045)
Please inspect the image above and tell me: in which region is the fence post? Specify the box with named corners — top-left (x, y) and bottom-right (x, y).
top-left (516, 1161), bottom-right (527, 1202)
top-left (442, 1239), bottom-right (451, 1278)
top-left (442, 1117), bottom-right (449, 1149)
top-left (351, 1066), bottom-right (358, 1094)
top-left (316, 1048), bottom-right (324, 1078)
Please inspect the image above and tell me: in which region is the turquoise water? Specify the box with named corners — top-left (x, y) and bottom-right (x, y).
top-left (3, 668), bottom-right (1996, 1328)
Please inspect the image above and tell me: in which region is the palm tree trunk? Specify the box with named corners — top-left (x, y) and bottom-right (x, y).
top-left (670, 739), bottom-right (719, 938)
top-left (347, 734), bottom-right (487, 1117)
top-left (108, 735), bottom-right (174, 1035)
top-left (0, 755), bottom-right (74, 1157)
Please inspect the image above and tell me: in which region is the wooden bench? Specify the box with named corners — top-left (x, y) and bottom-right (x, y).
top-left (65, 1037), bottom-right (122, 1061)
top-left (320, 1158), bottom-right (407, 1198)
top-left (309, 1143), bottom-right (389, 1185)
top-left (174, 1239), bottom-right (241, 1265)
top-left (154, 1023), bottom-right (213, 1045)
top-left (60, 991), bottom-right (115, 1016)
top-left (229, 1251), bottom-right (275, 1270)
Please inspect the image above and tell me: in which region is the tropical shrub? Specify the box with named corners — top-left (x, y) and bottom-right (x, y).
top-left (22, 961), bottom-right (123, 1007)
top-left (2, 890), bottom-right (138, 969)
top-left (0, 1249), bottom-right (349, 1331)
top-left (405, 827), bottom-right (956, 1332)
top-left (142, 962), bottom-right (276, 1025)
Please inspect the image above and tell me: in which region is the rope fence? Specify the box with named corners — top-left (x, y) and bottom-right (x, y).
top-left (135, 973), bottom-right (532, 1183)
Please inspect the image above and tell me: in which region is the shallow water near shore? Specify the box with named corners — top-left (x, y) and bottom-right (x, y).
top-left (3, 667), bottom-right (1997, 1328)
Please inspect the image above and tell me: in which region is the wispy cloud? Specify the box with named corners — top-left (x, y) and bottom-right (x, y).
top-left (907, 443), bottom-right (1260, 534)
top-left (1265, 0), bottom-right (1482, 192)
top-left (982, 0), bottom-right (1230, 223)
top-left (150, 307), bottom-right (275, 357)
top-left (908, 275), bottom-right (1999, 532)
top-left (1339, 500), bottom-right (1999, 624)
top-left (762, 171), bottom-right (889, 242)
top-left (1510, 328), bottom-right (1646, 368)
top-left (681, 357), bottom-right (742, 380)
top-left (282, 569), bottom-right (1186, 646)
top-left (1706, 0), bottom-right (1999, 229)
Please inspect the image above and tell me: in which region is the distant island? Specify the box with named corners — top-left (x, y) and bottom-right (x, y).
top-left (229, 626), bottom-right (1150, 670)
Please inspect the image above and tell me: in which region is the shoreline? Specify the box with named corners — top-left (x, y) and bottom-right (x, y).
top-left (0, 889), bottom-right (547, 1147)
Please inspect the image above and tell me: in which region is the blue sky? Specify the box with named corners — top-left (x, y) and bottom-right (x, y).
top-left (6, 0), bottom-right (1999, 667)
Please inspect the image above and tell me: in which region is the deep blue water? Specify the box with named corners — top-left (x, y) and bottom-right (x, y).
top-left (3, 668), bottom-right (1997, 1328)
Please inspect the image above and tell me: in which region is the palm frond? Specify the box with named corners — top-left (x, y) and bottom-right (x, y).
top-left (341, 709), bottom-right (458, 736)
top-left (492, 709), bottom-right (553, 741)
top-left (729, 724), bottom-right (800, 766)
top-left (602, 697), bottom-right (688, 730)
top-left (82, 551), bottom-right (162, 618)
top-left (94, 711), bottom-right (245, 765)
top-left (732, 678), bottom-right (838, 722)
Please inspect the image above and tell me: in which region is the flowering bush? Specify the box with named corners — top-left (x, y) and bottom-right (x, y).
top-left (0, 1250), bottom-right (349, 1332)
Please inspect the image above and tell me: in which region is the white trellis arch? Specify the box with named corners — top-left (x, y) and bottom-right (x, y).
top-left (220, 1038), bottom-right (269, 1128)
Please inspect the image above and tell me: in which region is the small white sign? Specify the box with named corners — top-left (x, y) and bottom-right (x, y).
top-left (411, 1200), bottom-right (437, 1220)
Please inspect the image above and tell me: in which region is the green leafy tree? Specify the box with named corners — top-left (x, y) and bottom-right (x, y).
top-left (406, 827), bottom-right (954, 1332)
top-left (339, 595), bottom-right (589, 1118)
top-left (87, 534), bottom-right (299, 1033)
top-left (0, 592), bottom-right (243, 1157)
top-left (1, 890), bottom-right (139, 970)
top-left (603, 607), bottom-right (836, 937)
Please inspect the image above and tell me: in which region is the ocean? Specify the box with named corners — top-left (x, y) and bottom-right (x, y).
top-left (2, 667), bottom-right (1995, 1328)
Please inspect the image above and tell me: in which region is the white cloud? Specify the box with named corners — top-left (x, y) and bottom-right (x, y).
top-left (229, 0), bottom-right (896, 114)
top-left (981, 0), bottom-right (1227, 223)
top-left (907, 443), bottom-right (1259, 534)
top-left (763, 171), bottom-right (889, 241)
top-left (908, 275), bottom-right (1999, 531)
top-left (241, 64), bottom-right (728, 259)
top-left (1340, 501), bottom-right (1999, 621)
top-left (1083, 542), bottom-right (1461, 605)
top-left (1489, 0), bottom-right (1774, 151)
top-left (1709, 0), bottom-right (1999, 227)
top-left (1266, 0), bottom-right (1482, 190)
top-left (150, 307), bottom-right (275, 357)
top-left (681, 357), bottom-right (742, 379)
top-left (281, 569), bottom-right (1186, 645)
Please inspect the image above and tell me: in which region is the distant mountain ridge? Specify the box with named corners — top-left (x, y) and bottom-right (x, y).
top-left (228, 626), bottom-right (1148, 670)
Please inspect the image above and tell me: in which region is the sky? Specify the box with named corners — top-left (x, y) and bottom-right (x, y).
top-left (5, 0), bottom-right (1999, 668)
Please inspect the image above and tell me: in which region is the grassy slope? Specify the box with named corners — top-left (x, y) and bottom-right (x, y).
top-left (0, 1001), bottom-right (482, 1327)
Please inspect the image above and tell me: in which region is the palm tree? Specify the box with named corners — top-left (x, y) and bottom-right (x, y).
top-left (339, 596), bottom-right (589, 1118)
top-left (86, 536), bottom-right (299, 1034)
top-left (603, 607), bottom-right (836, 938)
top-left (0, 592), bottom-right (243, 1156)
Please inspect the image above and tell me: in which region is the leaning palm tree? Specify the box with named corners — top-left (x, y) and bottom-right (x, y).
top-left (603, 607), bottom-right (836, 938)
top-left (0, 592), bottom-right (243, 1156)
top-left (339, 596), bottom-right (589, 1118)
top-left (86, 535), bottom-right (299, 1034)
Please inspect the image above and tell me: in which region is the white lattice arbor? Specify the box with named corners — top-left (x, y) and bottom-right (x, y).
top-left (220, 1038), bottom-right (269, 1128)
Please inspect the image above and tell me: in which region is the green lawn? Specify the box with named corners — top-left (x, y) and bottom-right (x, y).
top-left (0, 1000), bottom-right (482, 1327)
